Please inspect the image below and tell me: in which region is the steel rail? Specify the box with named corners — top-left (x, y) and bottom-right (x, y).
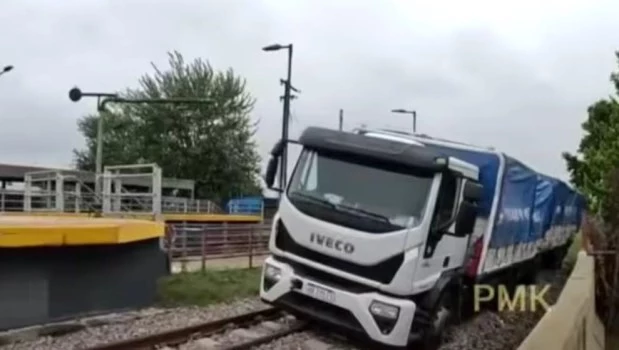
top-left (85, 307), bottom-right (283, 350)
top-left (220, 322), bottom-right (308, 350)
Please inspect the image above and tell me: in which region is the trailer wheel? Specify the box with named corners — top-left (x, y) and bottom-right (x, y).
top-left (519, 256), bottom-right (542, 284)
top-left (547, 246), bottom-right (567, 270)
top-left (557, 244), bottom-right (570, 265)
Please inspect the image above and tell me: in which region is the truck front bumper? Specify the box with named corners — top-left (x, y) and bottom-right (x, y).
top-left (259, 255), bottom-right (416, 347)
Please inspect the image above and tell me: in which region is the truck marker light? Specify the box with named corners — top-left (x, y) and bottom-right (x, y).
top-left (434, 157), bottom-right (447, 165)
top-left (369, 301), bottom-right (400, 320)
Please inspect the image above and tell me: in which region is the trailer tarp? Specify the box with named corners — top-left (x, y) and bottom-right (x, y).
top-left (422, 144), bottom-right (500, 218)
top-left (531, 175), bottom-right (556, 243)
top-left (419, 138), bottom-right (580, 251)
top-left (490, 156), bottom-right (538, 248)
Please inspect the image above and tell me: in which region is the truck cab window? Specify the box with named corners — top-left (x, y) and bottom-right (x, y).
top-left (433, 173), bottom-right (459, 229)
top-left (287, 149), bottom-right (434, 231)
top-left (298, 151), bottom-right (317, 191)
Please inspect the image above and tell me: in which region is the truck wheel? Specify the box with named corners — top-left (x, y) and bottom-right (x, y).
top-left (420, 292), bottom-right (453, 350)
top-left (557, 245), bottom-right (570, 265)
top-left (548, 247), bottom-right (567, 270)
top-left (519, 257), bottom-right (541, 284)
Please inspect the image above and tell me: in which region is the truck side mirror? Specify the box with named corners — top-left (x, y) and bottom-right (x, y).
top-left (264, 156), bottom-right (279, 190)
top-left (454, 201), bottom-right (477, 237)
top-left (453, 181), bottom-right (482, 237)
top-left (270, 139), bottom-right (285, 157)
top-left (463, 181), bottom-right (483, 202)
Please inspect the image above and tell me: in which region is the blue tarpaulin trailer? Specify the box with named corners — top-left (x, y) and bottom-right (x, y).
top-left (420, 138), bottom-right (585, 276)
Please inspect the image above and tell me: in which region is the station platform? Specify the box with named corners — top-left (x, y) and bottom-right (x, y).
top-left (0, 215), bottom-right (164, 247)
top-left (0, 211), bottom-right (263, 223)
top-left (0, 215), bottom-right (168, 331)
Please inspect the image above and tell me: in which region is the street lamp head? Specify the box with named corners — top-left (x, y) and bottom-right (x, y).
top-left (69, 87), bottom-right (83, 102)
top-left (262, 44), bottom-right (285, 51)
top-left (391, 109), bottom-right (407, 113)
top-left (262, 43), bottom-right (292, 52)
top-left (2, 65), bottom-right (13, 73)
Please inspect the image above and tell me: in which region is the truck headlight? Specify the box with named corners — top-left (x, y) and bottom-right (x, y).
top-left (369, 300), bottom-right (400, 335)
top-left (369, 300), bottom-right (400, 320)
top-left (264, 264), bottom-right (282, 282)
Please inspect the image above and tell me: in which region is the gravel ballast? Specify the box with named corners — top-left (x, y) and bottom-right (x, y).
top-left (0, 267), bottom-right (571, 350)
top-left (248, 268), bottom-right (571, 350)
top-left (0, 298), bottom-right (268, 350)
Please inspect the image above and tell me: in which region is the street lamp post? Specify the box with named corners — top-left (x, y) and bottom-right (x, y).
top-left (391, 108), bottom-right (417, 133)
top-left (68, 86), bottom-right (215, 198)
top-left (0, 65), bottom-right (14, 77)
top-left (278, 78), bottom-right (300, 102)
top-left (263, 43), bottom-right (294, 192)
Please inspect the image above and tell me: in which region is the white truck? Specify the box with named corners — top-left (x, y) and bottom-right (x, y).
top-left (259, 127), bottom-right (584, 348)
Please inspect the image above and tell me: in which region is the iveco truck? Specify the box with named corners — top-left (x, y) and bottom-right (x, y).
top-left (259, 126), bottom-right (584, 348)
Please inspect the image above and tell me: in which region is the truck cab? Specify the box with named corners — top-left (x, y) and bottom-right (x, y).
top-left (260, 127), bottom-right (482, 348)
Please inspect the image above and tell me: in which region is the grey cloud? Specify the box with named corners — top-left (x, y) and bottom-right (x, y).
top-left (0, 0), bottom-right (617, 184)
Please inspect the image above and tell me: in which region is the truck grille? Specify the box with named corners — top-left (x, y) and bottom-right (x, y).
top-left (274, 219), bottom-right (403, 284)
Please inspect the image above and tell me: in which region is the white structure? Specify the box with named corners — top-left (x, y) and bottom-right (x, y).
top-left (20, 163), bottom-right (224, 217)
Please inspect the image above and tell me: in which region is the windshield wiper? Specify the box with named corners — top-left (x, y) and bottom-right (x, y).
top-left (335, 204), bottom-right (390, 223)
top-left (289, 192), bottom-right (391, 224)
top-left (288, 191), bottom-right (335, 209)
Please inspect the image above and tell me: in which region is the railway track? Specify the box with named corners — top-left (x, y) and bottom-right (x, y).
top-left (5, 265), bottom-right (570, 350)
top-left (84, 307), bottom-right (308, 350)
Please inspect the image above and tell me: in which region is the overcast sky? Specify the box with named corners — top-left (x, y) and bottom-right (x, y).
top-left (0, 0), bottom-right (618, 184)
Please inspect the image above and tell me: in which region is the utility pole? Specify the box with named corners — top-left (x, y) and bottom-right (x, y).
top-left (338, 109), bottom-right (343, 131)
top-left (279, 79), bottom-right (300, 103)
top-left (281, 47), bottom-right (293, 192)
top-left (263, 43), bottom-right (295, 192)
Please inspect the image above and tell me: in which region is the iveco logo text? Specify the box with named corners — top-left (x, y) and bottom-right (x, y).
top-left (309, 233), bottom-right (355, 254)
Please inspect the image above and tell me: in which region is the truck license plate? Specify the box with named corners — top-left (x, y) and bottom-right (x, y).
top-left (304, 282), bottom-right (335, 303)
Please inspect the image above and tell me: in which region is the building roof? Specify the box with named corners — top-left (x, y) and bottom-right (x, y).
top-left (0, 163), bottom-right (195, 191)
top-left (0, 163), bottom-right (72, 181)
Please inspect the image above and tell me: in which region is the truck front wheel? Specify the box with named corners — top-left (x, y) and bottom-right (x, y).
top-left (419, 290), bottom-right (455, 350)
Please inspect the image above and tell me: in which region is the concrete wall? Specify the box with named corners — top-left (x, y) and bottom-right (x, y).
top-left (0, 239), bottom-right (168, 331)
top-left (518, 251), bottom-right (605, 350)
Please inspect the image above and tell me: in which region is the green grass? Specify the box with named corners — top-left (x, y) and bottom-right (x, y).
top-left (156, 267), bottom-right (262, 307)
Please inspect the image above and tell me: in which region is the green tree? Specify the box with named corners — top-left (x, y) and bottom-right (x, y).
top-left (562, 51), bottom-right (619, 213)
top-left (73, 51), bottom-right (262, 201)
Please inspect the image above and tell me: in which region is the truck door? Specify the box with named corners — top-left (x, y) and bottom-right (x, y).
top-left (413, 173), bottom-right (467, 291)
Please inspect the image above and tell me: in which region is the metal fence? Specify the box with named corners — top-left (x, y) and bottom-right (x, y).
top-left (161, 196), bottom-right (224, 214)
top-left (0, 189), bottom-right (264, 218)
top-left (164, 222), bottom-right (272, 271)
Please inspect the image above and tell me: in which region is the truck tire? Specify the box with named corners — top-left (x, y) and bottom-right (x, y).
top-left (419, 289), bottom-right (455, 350)
top-left (558, 243), bottom-right (571, 264)
top-left (548, 246), bottom-right (568, 270)
top-left (519, 256), bottom-right (542, 284)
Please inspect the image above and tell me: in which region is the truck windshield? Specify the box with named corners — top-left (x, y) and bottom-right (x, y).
top-left (286, 149), bottom-right (434, 231)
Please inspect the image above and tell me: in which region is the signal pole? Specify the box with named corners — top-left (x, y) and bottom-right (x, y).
top-left (391, 108), bottom-right (417, 133)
